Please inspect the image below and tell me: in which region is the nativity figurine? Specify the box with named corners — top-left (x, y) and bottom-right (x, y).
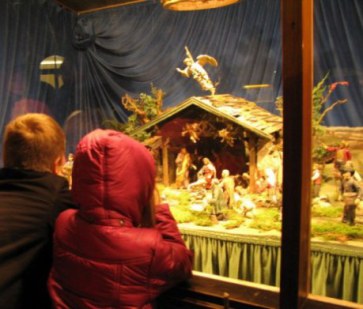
top-left (176, 46), bottom-right (218, 95)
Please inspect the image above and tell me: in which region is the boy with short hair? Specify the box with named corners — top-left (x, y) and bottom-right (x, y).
top-left (0, 113), bottom-right (75, 309)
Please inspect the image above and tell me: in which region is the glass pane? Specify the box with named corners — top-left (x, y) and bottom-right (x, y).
top-left (310, 0), bottom-right (363, 304)
top-left (0, 0), bottom-right (281, 303)
top-left (59, 0), bottom-right (282, 292)
top-left (142, 1), bottom-right (283, 291)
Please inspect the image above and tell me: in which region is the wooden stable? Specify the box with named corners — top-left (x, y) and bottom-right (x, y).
top-left (132, 94), bottom-right (282, 192)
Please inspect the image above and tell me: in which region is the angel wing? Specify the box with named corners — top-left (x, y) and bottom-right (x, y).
top-left (196, 54), bottom-right (218, 67)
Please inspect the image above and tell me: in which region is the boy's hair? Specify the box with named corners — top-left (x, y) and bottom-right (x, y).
top-left (3, 113), bottom-right (65, 172)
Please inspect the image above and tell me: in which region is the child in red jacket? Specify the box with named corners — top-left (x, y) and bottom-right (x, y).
top-left (48, 129), bottom-right (193, 308)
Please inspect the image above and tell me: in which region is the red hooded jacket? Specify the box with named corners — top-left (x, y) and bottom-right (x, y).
top-left (48, 129), bottom-right (193, 308)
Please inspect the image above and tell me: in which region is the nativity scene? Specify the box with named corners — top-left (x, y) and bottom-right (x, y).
top-left (101, 57), bottom-right (362, 240)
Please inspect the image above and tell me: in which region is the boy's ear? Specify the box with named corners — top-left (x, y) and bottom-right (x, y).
top-left (53, 156), bottom-right (65, 175)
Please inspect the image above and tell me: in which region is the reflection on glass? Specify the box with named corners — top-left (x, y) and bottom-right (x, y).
top-left (310, 1), bottom-right (363, 304)
top-left (40, 55), bottom-right (64, 89)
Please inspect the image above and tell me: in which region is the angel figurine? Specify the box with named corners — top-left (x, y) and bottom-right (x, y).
top-left (176, 46), bottom-right (218, 95)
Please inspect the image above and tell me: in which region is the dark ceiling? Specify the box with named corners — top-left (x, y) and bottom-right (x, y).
top-left (55, 0), bottom-right (147, 14)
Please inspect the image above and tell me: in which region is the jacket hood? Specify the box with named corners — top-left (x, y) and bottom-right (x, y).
top-left (72, 129), bottom-right (156, 227)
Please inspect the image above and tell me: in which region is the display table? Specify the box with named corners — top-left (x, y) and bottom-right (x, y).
top-left (179, 224), bottom-right (363, 304)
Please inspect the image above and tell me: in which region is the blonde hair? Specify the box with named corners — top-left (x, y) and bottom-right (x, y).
top-left (141, 188), bottom-right (159, 228)
top-left (3, 113), bottom-right (65, 172)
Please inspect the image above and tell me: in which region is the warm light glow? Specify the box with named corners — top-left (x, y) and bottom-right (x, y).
top-left (243, 84), bottom-right (271, 89)
top-left (39, 55), bottom-right (65, 88)
top-left (40, 55), bottom-right (64, 70)
top-left (161, 0), bottom-right (240, 11)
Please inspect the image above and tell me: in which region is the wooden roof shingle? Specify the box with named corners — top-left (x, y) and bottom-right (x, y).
top-left (131, 94), bottom-right (282, 140)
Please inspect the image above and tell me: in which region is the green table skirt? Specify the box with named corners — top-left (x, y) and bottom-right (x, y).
top-left (179, 225), bottom-right (363, 304)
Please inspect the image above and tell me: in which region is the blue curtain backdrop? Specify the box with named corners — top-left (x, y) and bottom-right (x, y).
top-left (0, 0), bottom-right (362, 155)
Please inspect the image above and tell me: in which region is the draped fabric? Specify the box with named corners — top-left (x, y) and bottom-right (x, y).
top-left (185, 231), bottom-right (281, 286)
top-left (314, 0), bottom-right (363, 126)
top-left (0, 0), bottom-right (363, 156)
top-left (0, 0), bottom-right (75, 157)
top-left (311, 248), bottom-right (363, 303)
top-left (180, 227), bottom-right (363, 304)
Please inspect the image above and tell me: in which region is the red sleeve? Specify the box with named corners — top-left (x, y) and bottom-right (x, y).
top-left (345, 150), bottom-right (352, 161)
top-left (148, 203), bottom-right (193, 294)
top-left (154, 203), bottom-right (187, 245)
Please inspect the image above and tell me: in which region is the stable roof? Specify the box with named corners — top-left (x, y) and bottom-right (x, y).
top-left (131, 94), bottom-right (282, 140)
